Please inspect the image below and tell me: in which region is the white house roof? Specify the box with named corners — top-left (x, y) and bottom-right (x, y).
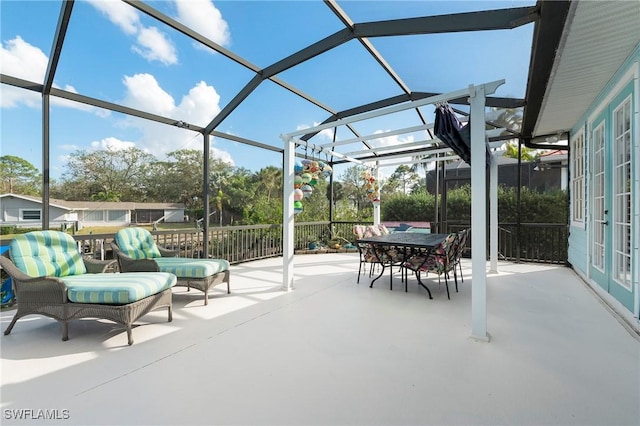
top-left (0, 194), bottom-right (184, 211)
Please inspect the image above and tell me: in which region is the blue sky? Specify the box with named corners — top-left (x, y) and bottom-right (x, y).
top-left (0, 0), bottom-right (534, 181)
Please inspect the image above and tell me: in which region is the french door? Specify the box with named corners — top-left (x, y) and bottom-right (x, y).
top-left (589, 91), bottom-right (634, 310)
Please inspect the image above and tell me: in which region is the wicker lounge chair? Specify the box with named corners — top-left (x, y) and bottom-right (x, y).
top-left (111, 227), bottom-right (230, 305)
top-left (1, 231), bottom-right (176, 345)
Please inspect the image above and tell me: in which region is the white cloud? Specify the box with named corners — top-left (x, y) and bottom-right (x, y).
top-left (0, 36), bottom-right (47, 82)
top-left (0, 36), bottom-right (46, 108)
top-left (122, 73), bottom-right (176, 116)
top-left (133, 26), bottom-right (177, 65)
top-left (90, 136), bottom-right (136, 151)
top-left (174, 0), bottom-right (231, 46)
top-left (0, 36), bottom-right (109, 118)
top-left (88, 0), bottom-right (177, 65)
top-left (119, 73), bottom-right (232, 165)
top-left (87, 0), bottom-right (139, 35)
top-left (177, 81), bottom-right (221, 124)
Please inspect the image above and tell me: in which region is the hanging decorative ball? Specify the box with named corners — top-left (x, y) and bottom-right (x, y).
top-left (294, 160), bottom-right (303, 174)
top-left (308, 174), bottom-right (318, 186)
top-left (294, 200), bottom-right (303, 214)
top-left (322, 165), bottom-right (332, 178)
top-left (293, 188), bottom-right (304, 201)
top-left (294, 175), bottom-right (303, 188)
top-left (300, 172), bottom-right (312, 184)
top-left (301, 184), bottom-right (313, 197)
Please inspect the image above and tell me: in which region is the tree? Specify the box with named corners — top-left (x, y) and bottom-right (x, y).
top-left (338, 165), bottom-right (370, 215)
top-left (61, 147), bottom-right (156, 200)
top-left (386, 164), bottom-right (418, 195)
top-left (152, 149), bottom-right (206, 206)
top-left (503, 142), bottom-right (538, 162)
top-left (254, 166), bottom-right (282, 203)
top-left (0, 155), bottom-right (41, 195)
top-left (209, 161), bottom-right (234, 226)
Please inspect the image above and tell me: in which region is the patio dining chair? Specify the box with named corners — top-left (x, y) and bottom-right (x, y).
top-left (401, 232), bottom-right (458, 299)
top-left (352, 224), bottom-right (391, 283)
top-left (451, 228), bottom-right (469, 284)
top-left (111, 227), bottom-right (230, 305)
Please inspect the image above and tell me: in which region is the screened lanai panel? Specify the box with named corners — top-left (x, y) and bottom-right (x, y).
top-left (56, 0), bottom-right (255, 116)
top-left (208, 0), bottom-right (345, 69)
top-left (0, 1), bottom-right (60, 82)
top-left (278, 40), bottom-right (403, 112)
top-left (45, 101), bottom-right (216, 180)
top-left (369, 27), bottom-right (534, 98)
top-left (214, 78), bottom-right (332, 153)
top-left (0, 86), bottom-right (43, 183)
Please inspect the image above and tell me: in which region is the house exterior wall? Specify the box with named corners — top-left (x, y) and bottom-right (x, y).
top-left (568, 43), bottom-right (639, 318)
top-left (0, 196), bottom-right (71, 227)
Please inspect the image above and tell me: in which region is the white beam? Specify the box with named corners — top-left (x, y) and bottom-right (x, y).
top-left (469, 82), bottom-right (497, 342)
top-left (289, 138), bottom-right (365, 165)
top-left (282, 136), bottom-right (295, 291)
top-left (364, 154), bottom-right (458, 168)
top-left (373, 165), bottom-right (381, 225)
top-left (282, 80), bottom-right (504, 139)
top-left (344, 139), bottom-right (441, 156)
top-left (319, 124), bottom-right (433, 149)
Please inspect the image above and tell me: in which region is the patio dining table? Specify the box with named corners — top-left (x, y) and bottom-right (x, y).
top-left (356, 232), bottom-right (449, 298)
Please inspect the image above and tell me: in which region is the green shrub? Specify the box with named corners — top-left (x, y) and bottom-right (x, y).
top-left (382, 185), bottom-right (568, 224)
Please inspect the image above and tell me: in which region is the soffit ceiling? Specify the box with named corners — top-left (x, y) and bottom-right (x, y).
top-left (531, 0), bottom-right (640, 138)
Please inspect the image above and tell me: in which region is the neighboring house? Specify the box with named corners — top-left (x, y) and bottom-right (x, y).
top-left (525, 1), bottom-right (639, 321)
top-left (0, 194), bottom-right (186, 229)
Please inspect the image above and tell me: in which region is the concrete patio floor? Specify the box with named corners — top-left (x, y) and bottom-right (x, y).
top-left (1, 253), bottom-right (639, 426)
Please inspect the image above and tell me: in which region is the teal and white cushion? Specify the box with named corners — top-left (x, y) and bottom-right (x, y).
top-left (62, 272), bottom-right (176, 304)
top-left (114, 228), bottom-right (161, 259)
top-left (10, 231), bottom-right (86, 278)
top-left (154, 258), bottom-right (229, 279)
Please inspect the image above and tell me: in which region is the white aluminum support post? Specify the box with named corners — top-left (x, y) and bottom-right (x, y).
top-left (373, 164), bottom-right (381, 226)
top-left (490, 154), bottom-right (499, 274)
top-left (470, 83), bottom-right (490, 342)
top-left (282, 136), bottom-right (295, 291)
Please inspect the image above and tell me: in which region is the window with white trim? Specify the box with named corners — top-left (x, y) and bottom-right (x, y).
top-left (107, 210), bottom-right (126, 222)
top-left (570, 131), bottom-right (585, 224)
top-left (84, 210), bottom-right (104, 221)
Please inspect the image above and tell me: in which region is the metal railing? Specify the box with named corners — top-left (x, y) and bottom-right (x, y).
top-left (13, 221), bottom-right (565, 265)
top-left (445, 222), bottom-right (568, 264)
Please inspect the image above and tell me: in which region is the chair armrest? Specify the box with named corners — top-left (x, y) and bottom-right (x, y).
top-left (110, 241), bottom-right (160, 273)
top-left (83, 257), bottom-right (118, 274)
top-left (159, 246), bottom-right (180, 257)
top-left (0, 254), bottom-right (68, 302)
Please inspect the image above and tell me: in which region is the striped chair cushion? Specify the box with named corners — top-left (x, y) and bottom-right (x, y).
top-left (115, 228), bottom-right (161, 259)
top-left (10, 231), bottom-right (86, 278)
top-left (62, 272), bottom-right (176, 304)
top-left (154, 258), bottom-right (229, 279)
